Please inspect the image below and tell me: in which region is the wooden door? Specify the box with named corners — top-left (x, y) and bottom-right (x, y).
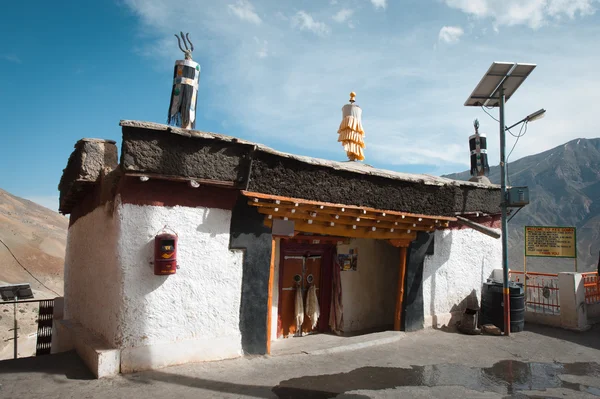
top-left (278, 255), bottom-right (323, 338)
top-left (279, 256), bottom-right (304, 338)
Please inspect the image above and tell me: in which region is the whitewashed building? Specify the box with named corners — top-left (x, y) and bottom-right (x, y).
top-left (54, 121), bottom-right (502, 377)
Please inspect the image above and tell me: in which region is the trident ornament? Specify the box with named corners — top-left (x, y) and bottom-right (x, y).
top-left (175, 31), bottom-right (194, 60)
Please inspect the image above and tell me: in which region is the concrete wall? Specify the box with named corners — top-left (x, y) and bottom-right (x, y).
top-left (496, 269), bottom-right (594, 331)
top-left (588, 303), bottom-right (600, 321)
top-left (338, 239), bottom-right (400, 333)
top-left (524, 312), bottom-right (561, 327)
top-left (63, 204), bottom-right (123, 347)
top-left (117, 202), bottom-right (244, 372)
top-left (558, 273), bottom-right (589, 331)
top-left (422, 228), bottom-right (501, 329)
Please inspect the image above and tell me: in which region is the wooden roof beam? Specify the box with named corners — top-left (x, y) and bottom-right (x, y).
top-left (247, 201), bottom-right (450, 226)
top-left (264, 219), bottom-right (417, 241)
top-left (243, 191), bottom-right (455, 222)
top-left (257, 208), bottom-right (435, 232)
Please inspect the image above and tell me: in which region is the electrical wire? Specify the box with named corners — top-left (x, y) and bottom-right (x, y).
top-left (506, 122), bottom-right (528, 186)
top-left (479, 106), bottom-right (530, 186)
top-left (507, 206), bottom-right (523, 223)
top-left (480, 106), bottom-right (522, 138)
top-left (481, 106), bottom-right (499, 123)
top-left (507, 121), bottom-right (527, 162)
top-left (0, 237), bottom-right (61, 297)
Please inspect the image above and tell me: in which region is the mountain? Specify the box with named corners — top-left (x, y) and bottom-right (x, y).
top-left (444, 138), bottom-right (600, 274)
top-left (0, 188), bottom-right (68, 359)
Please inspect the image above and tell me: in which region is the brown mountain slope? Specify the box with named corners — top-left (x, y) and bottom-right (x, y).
top-left (444, 138), bottom-right (600, 273)
top-left (0, 188), bottom-right (67, 298)
top-left (0, 189), bottom-right (67, 359)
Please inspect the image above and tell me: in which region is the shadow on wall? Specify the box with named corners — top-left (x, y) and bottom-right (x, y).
top-left (141, 238), bottom-right (170, 294)
top-left (424, 230), bottom-right (499, 332)
top-left (195, 208), bottom-right (231, 237)
top-left (403, 232), bottom-right (436, 332)
top-left (441, 289), bottom-right (480, 331)
top-left (423, 231), bottom-right (452, 327)
top-left (229, 196), bottom-right (273, 355)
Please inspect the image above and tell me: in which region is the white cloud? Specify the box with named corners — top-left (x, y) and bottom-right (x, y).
top-left (370, 0), bottom-right (387, 9)
top-left (275, 11), bottom-right (288, 21)
top-left (438, 26), bottom-right (464, 43)
top-left (254, 37), bottom-right (269, 58)
top-left (291, 11), bottom-right (331, 36)
top-left (228, 0), bottom-right (262, 25)
top-left (122, 0), bottom-right (600, 175)
top-left (2, 54), bottom-right (22, 64)
top-left (333, 8), bottom-right (354, 23)
top-left (443, 0), bottom-right (598, 29)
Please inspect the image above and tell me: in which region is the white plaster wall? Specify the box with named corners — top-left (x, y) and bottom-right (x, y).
top-left (340, 239), bottom-right (399, 333)
top-left (116, 203), bottom-right (244, 367)
top-left (270, 238), bottom-right (280, 342)
top-left (422, 228), bottom-right (501, 329)
top-left (63, 204), bottom-right (122, 347)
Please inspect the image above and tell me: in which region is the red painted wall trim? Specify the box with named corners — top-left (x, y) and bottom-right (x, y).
top-left (447, 214), bottom-right (502, 230)
top-left (117, 176), bottom-right (239, 211)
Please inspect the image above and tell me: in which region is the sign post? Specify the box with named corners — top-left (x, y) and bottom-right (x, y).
top-left (525, 226), bottom-right (577, 267)
top-left (525, 226), bottom-right (577, 259)
top-left (524, 226), bottom-right (577, 302)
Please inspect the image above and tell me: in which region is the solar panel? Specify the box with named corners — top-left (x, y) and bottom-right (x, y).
top-left (0, 283), bottom-right (34, 301)
top-left (465, 62), bottom-right (536, 107)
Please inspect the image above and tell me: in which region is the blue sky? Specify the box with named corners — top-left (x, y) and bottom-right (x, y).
top-left (2, 0), bottom-right (600, 212)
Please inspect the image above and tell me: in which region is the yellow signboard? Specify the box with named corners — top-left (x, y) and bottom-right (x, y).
top-left (525, 226), bottom-right (576, 258)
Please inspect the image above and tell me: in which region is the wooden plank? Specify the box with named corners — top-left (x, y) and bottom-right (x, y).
top-left (264, 219), bottom-right (417, 241)
top-left (266, 237), bottom-right (276, 355)
top-left (248, 201), bottom-right (450, 227)
top-left (243, 191), bottom-right (456, 221)
top-left (125, 171), bottom-right (237, 188)
top-left (251, 201), bottom-right (448, 224)
top-left (455, 215), bottom-right (501, 239)
top-left (394, 246), bottom-right (408, 331)
top-left (284, 235), bottom-right (349, 245)
top-left (257, 208), bottom-right (435, 232)
top-left (388, 239), bottom-right (411, 248)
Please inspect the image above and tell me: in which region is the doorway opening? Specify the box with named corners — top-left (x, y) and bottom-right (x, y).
top-left (277, 240), bottom-right (335, 339)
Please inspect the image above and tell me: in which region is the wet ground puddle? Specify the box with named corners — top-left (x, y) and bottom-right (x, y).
top-left (272, 360), bottom-right (600, 398)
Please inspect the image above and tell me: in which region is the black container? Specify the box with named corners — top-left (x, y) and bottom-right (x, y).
top-left (481, 281), bottom-right (525, 333)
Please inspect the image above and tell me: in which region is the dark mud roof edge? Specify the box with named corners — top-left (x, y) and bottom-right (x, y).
top-left (119, 120), bottom-right (499, 190)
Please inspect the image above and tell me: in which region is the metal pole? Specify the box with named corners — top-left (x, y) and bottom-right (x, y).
top-left (499, 85), bottom-right (511, 336)
top-left (524, 254), bottom-right (527, 302)
top-left (13, 296), bottom-right (18, 359)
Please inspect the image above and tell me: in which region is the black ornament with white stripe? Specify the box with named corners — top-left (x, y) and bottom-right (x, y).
top-left (469, 119), bottom-right (489, 177)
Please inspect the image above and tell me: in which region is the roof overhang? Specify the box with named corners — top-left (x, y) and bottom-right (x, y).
top-left (243, 191), bottom-right (455, 245)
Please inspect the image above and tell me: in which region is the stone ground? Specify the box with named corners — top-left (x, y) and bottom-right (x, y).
top-left (0, 323), bottom-right (599, 399)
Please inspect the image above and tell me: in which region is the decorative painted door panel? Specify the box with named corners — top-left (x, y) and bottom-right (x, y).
top-left (278, 255), bottom-right (322, 338)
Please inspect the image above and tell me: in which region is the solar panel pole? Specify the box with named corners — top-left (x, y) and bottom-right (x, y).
top-left (498, 85), bottom-right (511, 336)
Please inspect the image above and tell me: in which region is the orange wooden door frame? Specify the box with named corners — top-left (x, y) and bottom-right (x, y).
top-left (266, 237), bottom-right (276, 354)
top-left (394, 246), bottom-right (408, 331)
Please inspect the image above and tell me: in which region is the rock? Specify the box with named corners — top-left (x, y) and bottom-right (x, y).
top-left (482, 324), bottom-right (502, 336)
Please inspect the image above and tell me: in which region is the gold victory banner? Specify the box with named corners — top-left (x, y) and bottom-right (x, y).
top-left (525, 226), bottom-right (576, 258)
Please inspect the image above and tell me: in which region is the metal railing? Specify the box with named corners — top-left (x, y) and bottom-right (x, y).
top-left (1, 298), bottom-right (54, 360)
top-left (509, 271), bottom-right (560, 314)
top-left (582, 272), bottom-right (600, 305)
